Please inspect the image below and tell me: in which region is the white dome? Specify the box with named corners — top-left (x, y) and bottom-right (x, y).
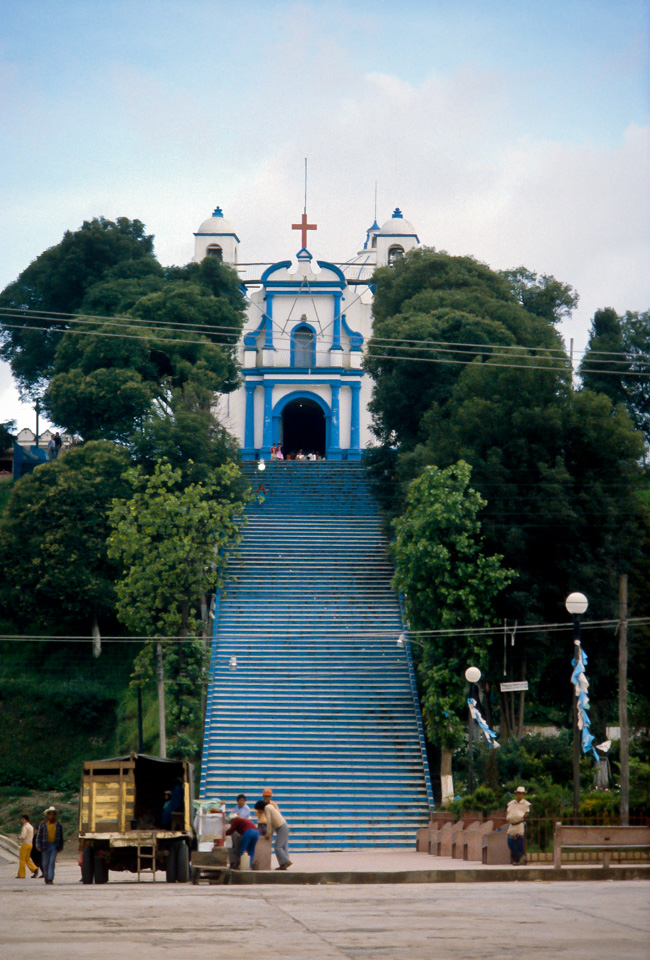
top-left (379, 208), bottom-right (417, 236)
top-left (196, 206), bottom-right (237, 236)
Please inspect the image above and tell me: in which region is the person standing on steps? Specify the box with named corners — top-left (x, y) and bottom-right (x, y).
top-left (506, 786), bottom-right (531, 865)
top-left (16, 815), bottom-right (38, 878)
top-left (35, 806), bottom-right (64, 884)
top-left (255, 799), bottom-right (292, 870)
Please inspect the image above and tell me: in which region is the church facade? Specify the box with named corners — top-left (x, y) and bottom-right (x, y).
top-left (193, 205), bottom-right (421, 460)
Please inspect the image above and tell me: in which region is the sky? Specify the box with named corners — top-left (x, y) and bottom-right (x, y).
top-left (1, 0), bottom-right (648, 430)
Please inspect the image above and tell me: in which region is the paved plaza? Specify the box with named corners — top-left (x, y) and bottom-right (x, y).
top-left (1, 857), bottom-right (649, 959)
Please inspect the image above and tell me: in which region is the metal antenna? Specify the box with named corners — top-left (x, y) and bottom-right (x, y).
top-left (374, 181), bottom-right (378, 221)
top-left (304, 158), bottom-right (308, 214)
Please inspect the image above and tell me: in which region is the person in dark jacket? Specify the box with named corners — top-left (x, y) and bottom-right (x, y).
top-left (35, 806), bottom-right (64, 884)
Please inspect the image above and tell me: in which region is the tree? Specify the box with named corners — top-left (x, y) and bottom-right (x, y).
top-left (580, 308), bottom-right (650, 445)
top-left (0, 217), bottom-right (154, 395)
top-left (0, 441), bottom-right (131, 631)
top-left (392, 461), bottom-right (514, 802)
top-left (366, 250), bottom-right (565, 448)
top-left (107, 460), bottom-right (253, 756)
top-left (0, 420), bottom-right (15, 451)
top-left (500, 267), bottom-right (579, 324)
top-left (365, 247), bottom-right (650, 761)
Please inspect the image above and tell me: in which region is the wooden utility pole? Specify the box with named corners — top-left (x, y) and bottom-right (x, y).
top-left (156, 640), bottom-right (167, 759)
top-left (619, 574), bottom-right (629, 825)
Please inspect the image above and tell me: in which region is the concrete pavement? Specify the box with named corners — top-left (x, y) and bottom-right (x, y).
top-left (2, 858), bottom-right (649, 959)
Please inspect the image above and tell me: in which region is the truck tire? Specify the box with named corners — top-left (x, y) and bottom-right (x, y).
top-left (165, 844), bottom-right (177, 883)
top-left (94, 855), bottom-right (109, 884)
top-left (176, 842), bottom-right (190, 883)
top-left (81, 846), bottom-right (94, 884)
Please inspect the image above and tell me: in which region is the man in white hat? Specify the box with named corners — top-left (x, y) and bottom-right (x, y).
top-left (35, 806), bottom-right (64, 884)
top-left (506, 786), bottom-right (531, 865)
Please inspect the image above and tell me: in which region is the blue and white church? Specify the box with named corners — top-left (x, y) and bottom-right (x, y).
top-left (193, 205), bottom-right (420, 460)
top-left (197, 205), bottom-right (436, 850)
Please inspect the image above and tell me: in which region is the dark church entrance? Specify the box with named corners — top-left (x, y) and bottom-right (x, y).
top-left (281, 399), bottom-right (326, 458)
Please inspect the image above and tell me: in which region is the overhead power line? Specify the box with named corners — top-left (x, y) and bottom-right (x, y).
top-left (1, 617), bottom-right (648, 644)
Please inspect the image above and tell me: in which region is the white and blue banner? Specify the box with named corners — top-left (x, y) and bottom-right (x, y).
top-left (571, 642), bottom-right (600, 761)
top-left (468, 698), bottom-right (500, 749)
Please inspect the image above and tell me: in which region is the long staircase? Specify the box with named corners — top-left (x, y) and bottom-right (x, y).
top-left (200, 460), bottom-right (433, 848)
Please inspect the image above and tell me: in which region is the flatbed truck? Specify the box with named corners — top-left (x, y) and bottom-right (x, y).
top-left (78, 753), bottom-right (194, 883)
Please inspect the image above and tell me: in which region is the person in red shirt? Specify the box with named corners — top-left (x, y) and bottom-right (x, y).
top-left (225, 815), bottom-right (260, 870)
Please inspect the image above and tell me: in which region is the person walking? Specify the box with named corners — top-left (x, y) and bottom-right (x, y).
top-left (506, 786), bottom-right (531, 865)
top-left (16, 815), bottom-right (38, 878)
top-left (255, 799), bottom-right (292, 870)
top-left (35, 806), bottom-right (64, 884)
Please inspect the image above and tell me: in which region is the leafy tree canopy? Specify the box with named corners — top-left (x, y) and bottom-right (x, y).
top-left (0, 217), bottom-right (154, 394)
top-left (0, 217), bottom-right (247, 442)
top-left (0, 441), bottom-right (131, 630)
top-left (392, 461), bottom-right (514, 796)
top-left (365, 247), bottom-right (649, 733)
top-left (107, 459), bottom-right (254, 756)
top-left (580, 308), bottom-right (650, 444)
top-left (500, 266), bottom-right (579, 324)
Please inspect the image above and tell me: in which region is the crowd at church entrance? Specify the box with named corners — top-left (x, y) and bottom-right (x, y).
top-left (270, 443), bottom-right (325, 462)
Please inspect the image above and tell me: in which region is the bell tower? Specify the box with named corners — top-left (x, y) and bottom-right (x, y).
top-left (193, 206), bottom-right (240, 265)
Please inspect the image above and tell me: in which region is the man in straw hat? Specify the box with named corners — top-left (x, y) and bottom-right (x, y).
top-left (506, 786), bottom-right (531, 865)
top-left (35, 806), bottom-right (64, 884)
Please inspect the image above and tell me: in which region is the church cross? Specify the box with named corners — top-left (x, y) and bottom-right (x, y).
top-left (292, 212), bottom-right (317, 249)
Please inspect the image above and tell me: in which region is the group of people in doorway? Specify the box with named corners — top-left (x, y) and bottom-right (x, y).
top-left (270, 444), bottom-right (324, 461)
top-left (225, 788), bottom-right (291, 871)
top-left (16, 806), bottom-right (64, 884)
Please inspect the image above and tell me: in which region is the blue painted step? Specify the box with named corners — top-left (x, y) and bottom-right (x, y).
top-left (200, 461), bottom-right (433, 849)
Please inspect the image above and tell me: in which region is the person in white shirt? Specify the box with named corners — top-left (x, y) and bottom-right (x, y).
top-left (16, 815), bottom-right (38, 878)
top-left (255, 799), bottom-right (292, 870)
top-left (506, 786), bottom-right (532, 864)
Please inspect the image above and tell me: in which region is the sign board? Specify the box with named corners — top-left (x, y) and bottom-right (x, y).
top-left (500, 681), bottom-right (529, 693)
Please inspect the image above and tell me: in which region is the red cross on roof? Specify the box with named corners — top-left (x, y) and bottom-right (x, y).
top-left (292, 212), bottom-right (317, 249)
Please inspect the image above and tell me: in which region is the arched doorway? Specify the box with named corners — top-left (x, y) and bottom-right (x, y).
top-left (281, 398), bottom-right (326, 458)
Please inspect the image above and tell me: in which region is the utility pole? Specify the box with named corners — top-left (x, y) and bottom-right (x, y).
top-left (34, 399), bottom-right (40, 448)
top-left (156, 640), bottom-right (167, 759)
top-left (619, 574), bottom-right (629, 825)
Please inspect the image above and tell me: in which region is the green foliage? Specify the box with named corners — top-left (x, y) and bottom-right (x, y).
top-left (0, 441), bottom-right (131, 629)
top-left (366, 248), bottom-right (650, 741)
top-left (628, 757), bottom-right (650, 808)
top-left (393, 461), bottom-right (514, 751)
top-left (108, 459), bottom-right (249, 637)
top-left (0, 640), bottom-right (139, 790)
top-left (108, 459), bottom-right (253, 753)
top-left (0, 217), bottom-right (154, 394)
top-left (580, 308), bottom-right (650, 445)
top-left (500, 266), bottom-right (579, 324)
top-left (0, 419), bottom-right (15, 450)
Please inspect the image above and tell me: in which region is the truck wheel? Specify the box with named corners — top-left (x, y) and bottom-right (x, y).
top-left (165, 844), bottom-right (177, 883)
top-left (191, 866), bottom-right (200, 885)
top-left (81, 846), bottom-right (94, 884)
top-left (176, 843), bottom-right (190, 883)
top-left (94, 855), bottom-right (109, 884)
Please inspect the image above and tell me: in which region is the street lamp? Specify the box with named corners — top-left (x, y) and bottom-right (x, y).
top-left (565, 592), bottom-right (588, 823)
top-left (465, 666), bottom-right (482, 793)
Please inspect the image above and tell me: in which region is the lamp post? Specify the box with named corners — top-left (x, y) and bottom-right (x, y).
top-left (465, 666), bottom-right (481, 794)
top-left (565, 591), bottom-right (588, 823)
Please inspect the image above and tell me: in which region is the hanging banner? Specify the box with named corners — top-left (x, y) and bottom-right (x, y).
top-left (468, 698), bottom-right (500, 750)
top-left (571, 642), bottom-right (600, 761)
